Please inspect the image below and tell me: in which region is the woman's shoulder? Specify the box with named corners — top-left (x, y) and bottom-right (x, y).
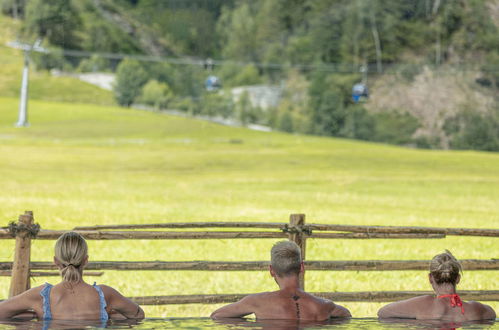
top-left (25, 284), bottom-right (50, 296)
top-left (92, 284), bottom-right (124, 298)
top-left (7, 284), bottom-right (49, 303)
top-left (378, 295), bottom-right (435, 319)
top-left (464, 301), bottom-right (496, 320)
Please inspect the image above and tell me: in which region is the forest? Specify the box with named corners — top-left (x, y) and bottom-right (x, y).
top-left (2, 0), bottom-right (499, 150)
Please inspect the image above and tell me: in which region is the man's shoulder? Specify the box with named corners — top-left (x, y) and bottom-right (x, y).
top-left (305, 293), bottom-right (334, 306)
top-left (243, 291), bottom-right (274, 301)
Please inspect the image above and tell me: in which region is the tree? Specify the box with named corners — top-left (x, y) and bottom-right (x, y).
top-left (24, 0), bottom-right (82, 49)
top-left (114, 59), bottom-right (148, 107)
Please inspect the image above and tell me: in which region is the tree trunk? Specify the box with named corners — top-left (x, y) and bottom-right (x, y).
top-left (369, 9), bottom-right (382, 73)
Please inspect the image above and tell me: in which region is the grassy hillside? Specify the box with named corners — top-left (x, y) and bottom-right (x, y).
top-left (0, 15), bottom-right (115, 105)
top-left (0, 96), bottom-right (497, 317)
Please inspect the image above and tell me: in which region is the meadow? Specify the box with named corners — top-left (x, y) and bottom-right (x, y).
top-left (0, 14), bottom-right (498, 318)
top-left (0, 95), bottom-right (498, 317)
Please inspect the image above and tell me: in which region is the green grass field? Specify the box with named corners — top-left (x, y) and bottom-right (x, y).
top-left (0, 96), bottom-right (497, 317)
top-left (0, 13), bottom-right (498, 319)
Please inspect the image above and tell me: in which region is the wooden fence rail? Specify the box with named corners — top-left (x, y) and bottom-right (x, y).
top-left (3, 211), bottom-right (498, 303)
top-left (73, 222), bottom-right (499, 237)
top-left (0, 230), bottom-right (446, 240)
top-left (0, 259), bottom-right (497, 271)
top-left (130, 290), bottom-right (499, 305)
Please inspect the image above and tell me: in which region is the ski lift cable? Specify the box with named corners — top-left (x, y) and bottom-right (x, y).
top-left (6, 41), bottom-right (498, 73)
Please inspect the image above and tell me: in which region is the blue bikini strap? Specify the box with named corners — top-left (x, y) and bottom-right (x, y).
top-left (92, 282), bottom-right (109, 321)
top-left (39, 283), bottom-right (53, 320)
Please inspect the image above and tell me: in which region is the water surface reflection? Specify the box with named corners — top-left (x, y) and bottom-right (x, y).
top-left (0, 318), bottom-right (495, 329)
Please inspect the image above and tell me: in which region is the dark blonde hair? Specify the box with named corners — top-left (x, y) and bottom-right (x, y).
top-left (55, 232), bottom-right (87, 283)
top-left (271, 241), bottom-right (302, 277)
top-left (429, 250), bottom-right (462, 285)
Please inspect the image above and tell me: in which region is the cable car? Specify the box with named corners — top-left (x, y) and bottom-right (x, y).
top-left (352, 83), bottom-right (369, 103)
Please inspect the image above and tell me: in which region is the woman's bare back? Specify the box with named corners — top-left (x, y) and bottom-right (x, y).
top-left (47, 282), bottom-right (104, 320)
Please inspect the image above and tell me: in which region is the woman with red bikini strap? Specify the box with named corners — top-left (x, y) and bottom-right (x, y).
top-left (377, 250), bottom-right (496, 321)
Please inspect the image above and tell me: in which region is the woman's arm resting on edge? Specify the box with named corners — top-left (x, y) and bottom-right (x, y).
top-left (377, 296), bottom-right (429, 319)
top-left (100, 285), bottom-right (144, 320)
top-left (0, 287), bottom-right (41, 319)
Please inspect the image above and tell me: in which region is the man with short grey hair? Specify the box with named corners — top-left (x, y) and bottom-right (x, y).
top-left (211, 241), bottom-right (351, 320)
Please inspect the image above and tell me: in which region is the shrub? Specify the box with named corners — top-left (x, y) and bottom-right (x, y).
top-left (201, 93), bottom-right (233, 118)
top-left (138, 80), bottom-right (174, 110)
top-left (217, 64), bottom-right (262, 87)
top-left (77, 55), bottom-right (110, 73)
top-left (371, 111), bottom-right (419, 145)
top-left (114, 59), bottom-right (148, 106)
top-left (446, 110), bottom-right (499, 151)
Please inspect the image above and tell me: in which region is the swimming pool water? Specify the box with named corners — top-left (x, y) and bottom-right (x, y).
top-left (0, 318), bottom-right (497, 329)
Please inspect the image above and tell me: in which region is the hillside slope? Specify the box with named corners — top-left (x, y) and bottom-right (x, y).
top-left (366, 66), bottom-right (497, 149)
top-left (0, 15), bottom-right (115, 105)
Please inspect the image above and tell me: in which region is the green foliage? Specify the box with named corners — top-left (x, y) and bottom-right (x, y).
top-left (129, 0), bottom-right (228, 56)
top-left (169, 97), bottom-right (198, 114)
top-left (445, 110), bottom-right (499, 151)
top-left (31, 48), bottom-right (68, 71)
top-left (341, 105), bottom-right (375, 141)
top-left (308, 72), bottom-right (359, 136)
top-left (217, 64), bottom-right (262, 87)
top-left (80, 14), bottom-right (141, 53)
top-left (370, 111), bottom-right (419, 145)
top-left (235, 91), bottom-right (262, 125)
top-left (200, 93), bottom-right (233, 118)
top-left (481, 52), bottom-right (499, 89)
top-left (138, 80), bottom-right (174, 110)
top-left (278, 111), bottom-right (294, 133)
top-left (1, 0), bottom-right (26, 18)
top-left (76, 55), bottom-right (110, 73)
top-left (24, 0), bottom-right (82, 49)
top-left (174, 68), bottom-right (204, 97)
top-left (217, 2), bottom-right (258, 61)
top-left (114, 59), bottom-right (148, 106)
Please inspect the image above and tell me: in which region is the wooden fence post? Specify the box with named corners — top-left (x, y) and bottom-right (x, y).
top-left (288, 214), bottom-right (306, 290)
top-left (9, 211), bottom-right (34, 297)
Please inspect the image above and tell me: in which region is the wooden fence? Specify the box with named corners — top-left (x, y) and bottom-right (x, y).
top-left (1, 211), bottom-right (498, 304)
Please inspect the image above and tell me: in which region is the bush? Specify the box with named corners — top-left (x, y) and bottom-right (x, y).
top-left (167, 98), bottom-right (195, 114)
top-left (235, 91), bottom-right (262, 125)
top-left (278, 111), bottom-right (294, 133)
top-left (217, 64), bottom-right (262, 87)
top-left (445, 110), bottom-right (499, 151)
top-left (114, 59), bottom-right (148, 106)
top-left (341, 105), bottom-right (375, 141)
top-left (138, 80), bottom-right (174, 110)
top-left (77, 55), bottom-right (110, 73)
top-left (201, 93), bottom-right (233, 118)
top-left (371, 111), bottom-right (419, 145)
top-left (32, 49), bottom-right (69, 71)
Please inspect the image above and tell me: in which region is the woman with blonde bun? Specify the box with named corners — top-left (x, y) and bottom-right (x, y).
top-left (378, 250), bottom-right (495, 321)
top-left (0, 232), bottom-right (144, 320)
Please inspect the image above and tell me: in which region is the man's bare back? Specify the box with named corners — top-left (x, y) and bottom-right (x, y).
top-left (234, 289), bottom-right (350, 320)
top-left (211, 241), bottom-right (351, 320)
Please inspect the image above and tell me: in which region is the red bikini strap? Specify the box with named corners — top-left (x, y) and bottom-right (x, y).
top-left (437, 294), bottom-right (465, 315)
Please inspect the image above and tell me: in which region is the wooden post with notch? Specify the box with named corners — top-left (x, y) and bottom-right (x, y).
top-left (288, 213), bottom-right (306, 290)
top-left (9, 211), bottom-right (34, 297)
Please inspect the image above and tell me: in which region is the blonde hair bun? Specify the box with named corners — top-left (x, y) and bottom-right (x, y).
top-left (55, 232), bottom-right (88, 283)
top-left (429, 250), bottom-right (462, 285)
